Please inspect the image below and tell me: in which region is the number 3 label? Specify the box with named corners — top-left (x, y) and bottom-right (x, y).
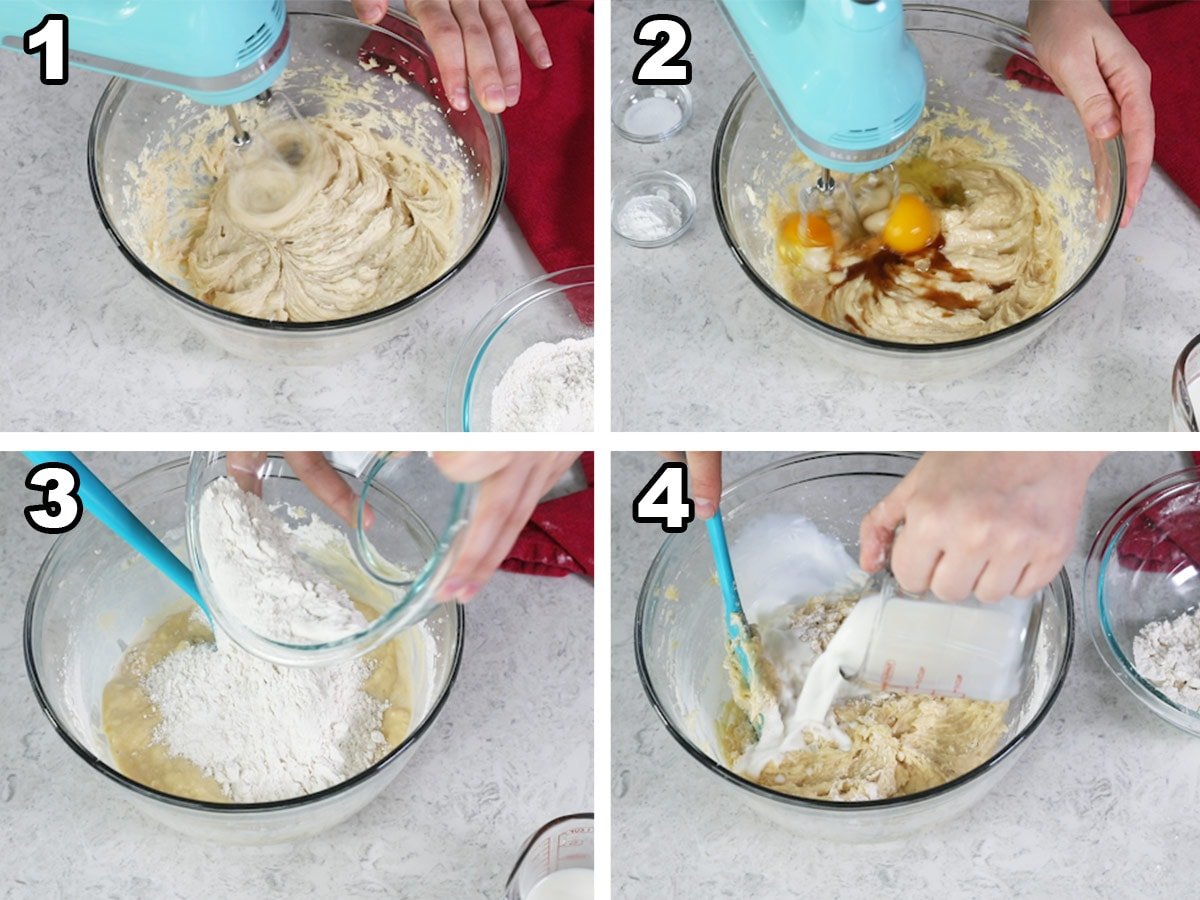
top-left (633, 462), bottom-right (694, 533)
top-left (632, 15), bottom-right (692, 85)
top-left (25, 462), bottom-right (82, 534)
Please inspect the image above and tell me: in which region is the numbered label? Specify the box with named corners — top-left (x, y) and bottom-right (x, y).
top-left (25, 462), bottom-right (82, 534)
top-left (632, 14), bottom-right (692, 85)
top-left (632, 462), bottom-right (694, 533)
top-left (23, 14), bottom-right (69, 86)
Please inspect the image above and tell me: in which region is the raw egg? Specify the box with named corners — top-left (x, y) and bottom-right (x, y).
top-left (777, 210), bottom-right (833, 263)
top-left (883, 193), bottom-right (939, 254)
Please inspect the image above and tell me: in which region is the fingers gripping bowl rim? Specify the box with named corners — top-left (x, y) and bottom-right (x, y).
top-left (86, 9), bottom-right (508, 359)
top-left (23, 457), bottom-right (465, 842)
top-left (635, 452), bottom-right (1074, 840)
top-left (711, 5), bottom-right (1126, 379)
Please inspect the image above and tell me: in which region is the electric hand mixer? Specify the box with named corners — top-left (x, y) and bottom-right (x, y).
top-left (0, 0), bottom-right (291, 145)
top-left (717, 0), bottom-right (927, 219)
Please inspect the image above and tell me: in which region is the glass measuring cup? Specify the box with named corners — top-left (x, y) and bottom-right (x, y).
top-left (1171, 332), bottom-right (1200, 431)
top-left (504, 813), bottom-right (594, 900)
top-left (185, 452), bottom-right (475, 666)
top-left (842, 572), bottom-right (1044, 702)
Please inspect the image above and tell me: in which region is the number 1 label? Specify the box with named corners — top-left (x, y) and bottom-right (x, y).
top-left (23, 14), bottom-right (69, 86)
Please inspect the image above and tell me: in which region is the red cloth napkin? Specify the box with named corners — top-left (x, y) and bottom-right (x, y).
top-left (360, 4), bottom-right (594, 324)
top-left (502, 453), bottom-right (594, 579)
top-left (501, 1), bottom-right (595, 324)
top-left (1004, 0), bottom-right (1200, 206)
top-left (1116, 452), bottom-right (1200, 572)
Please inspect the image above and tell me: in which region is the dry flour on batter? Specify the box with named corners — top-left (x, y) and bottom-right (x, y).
top-left (198, 476), bottom-right (367, 644)
top-left (490, 336), bottom-right (594, 432)
top-left (1133, 607), bottom-right (1200, 711)
top-left (142, 616), bottom-right (389, 803)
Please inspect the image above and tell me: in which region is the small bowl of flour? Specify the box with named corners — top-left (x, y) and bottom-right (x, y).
top-left (448, 265), bottom-right (594, 432)
top-left (1086, 469), bottom-right (1200, 737)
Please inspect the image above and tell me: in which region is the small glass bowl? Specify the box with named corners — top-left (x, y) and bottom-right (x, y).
top-left (186, 452), bottom-right (474, 665)
top-left (446, 266), bottom-right (594, 432)
top-left (1171, 332), bottom-right (1200, 431)
top-left (23, 457), bottom-right (464, 842)
top-left (611, 80), bottom-right (693, 143)
top-left (1085, 467), bottom-right (1200, 737)
top-left (612, 171), bottom-right (696, 249)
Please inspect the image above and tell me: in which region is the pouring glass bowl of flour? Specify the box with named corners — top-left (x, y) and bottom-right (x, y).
top-left (186, 452), bottom-right (474, 666)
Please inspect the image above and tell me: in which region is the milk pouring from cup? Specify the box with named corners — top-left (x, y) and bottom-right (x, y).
top-left (840, 572), bottom-right (1043, 702)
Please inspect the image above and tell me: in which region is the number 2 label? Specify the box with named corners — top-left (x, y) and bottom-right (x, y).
top-left (25, 462), bottom-right (82, 534)
top-left (632, 462), bottom-right (694, 533)
top-left (632, 15), bottom-right (692, 85)
top-left (23, 14), bottom-right (69, 86)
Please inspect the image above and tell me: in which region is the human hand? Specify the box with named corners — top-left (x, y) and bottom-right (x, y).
top-left (859, 452), bottom-right (1105, 602)
top-left (226, 451), bottom-right (365, 526)
top-left (351, 0), bottom-right (552, 113)
top-left (432, 451), bottom-right (581, 601)
top-left (1027, 0), bottom-right (1154, 227)
top-left (661, 452), bottom-right (722, 519)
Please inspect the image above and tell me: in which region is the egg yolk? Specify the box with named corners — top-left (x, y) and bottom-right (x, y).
top-left (777, 210), bottom-right (833, 263)
top-left (883, 193), bottom-right (939, 254)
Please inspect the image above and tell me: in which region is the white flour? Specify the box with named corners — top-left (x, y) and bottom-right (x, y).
top-left (143, 617), bottom-right (389, 802)
top-left (491, 336), bottom-right (594, 432)
top-left (1133, 606), bottom-right (1200, 710)
top-left (617, 193), bottom-right (682, 242)
top-left (198, 476), bottom-right (367, 644)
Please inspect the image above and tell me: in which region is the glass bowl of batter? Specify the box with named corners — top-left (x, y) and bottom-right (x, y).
top-left (712, 5), bottom-right (1125, 381)
top-left (24, 457), bottom-right (464, 843)
top-left (1085, 467), bottom-right (1200, 738)
top-left (447, 266), bottom-right (595, 432)
top-left (185, 451), bottom-right (476, 667)
top-left (635, 452), bottom-right (1073, 841)
top-left (87, 7), bottom-right (506, 365)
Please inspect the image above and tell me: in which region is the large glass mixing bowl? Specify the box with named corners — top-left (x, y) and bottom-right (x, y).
top-left (24, 458), bottom-right (464, 844)
top-left (713, 6), bottom-right (1125, 381)
top-left (1085, 468), bottom-right (1200, 737)
top-left (88, 8), bottom-right (506, 364)
top-left (635, 453), bottom-right (1073, 841)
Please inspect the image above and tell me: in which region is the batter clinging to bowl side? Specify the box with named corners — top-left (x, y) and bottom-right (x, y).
top-left (771, 116), bottom-right (1062, 344)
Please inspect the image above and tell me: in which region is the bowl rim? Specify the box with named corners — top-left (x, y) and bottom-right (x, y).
top-left (1084, 467), bottom-right (1200, 731)
top-left (634, 451), bottom-right (1075, 812)
top-left (447, 264), bottom-right (595, 432)
top-left (710, 3), bottom-right (1127, 355)
top-left (85, 8), bottom-right (508, 334)
top-left (1171, 332), bottom-right (1200, 432)
top-left (22, 457), bottom-right (467, 813)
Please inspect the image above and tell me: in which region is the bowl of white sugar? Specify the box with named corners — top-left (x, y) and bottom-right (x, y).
top-left (447, 265), bottom-right (594, 432)
top-left (23, 457), bottom-right (464, 843)
top-left (1086, 467), bottom-right (1200, 737)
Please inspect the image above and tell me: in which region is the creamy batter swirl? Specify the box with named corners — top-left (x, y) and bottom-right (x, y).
top-left (185, 119), bottom-right (461, 323)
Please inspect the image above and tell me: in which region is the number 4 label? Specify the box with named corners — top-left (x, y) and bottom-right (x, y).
top-left (23, 14), bottom-right (69, 86)
top-left (632, 15), bottom-right (692, 85)
top-left (633, 462), bottom-right (694, 533)
top-left (25, 462), bottom-right (82, 534)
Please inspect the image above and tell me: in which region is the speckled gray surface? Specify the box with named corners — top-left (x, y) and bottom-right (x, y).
top-left (0, 452), bottom-right (592, 899)
top-left (612, 450), bottom-right (1200, 897)
top-left (611, 0), bottom-right (1200, 431)
top-left (0, 7), bottom-right (545, 432)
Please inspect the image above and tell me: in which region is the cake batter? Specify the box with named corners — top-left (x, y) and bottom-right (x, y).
top-left (771, 113), bottom-right (1062, 344)
top-left (101, 603), bottom-right (415, 803)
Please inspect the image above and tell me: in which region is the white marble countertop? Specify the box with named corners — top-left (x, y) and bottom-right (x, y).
top-left (611, 0), bottom-right (1200, 431)
top-left (0, 4), bottom-right (544, 432)
top-left (0, 452), bottom-right (592, 899)
top-left (612, 450), bottom-right (1200, 897)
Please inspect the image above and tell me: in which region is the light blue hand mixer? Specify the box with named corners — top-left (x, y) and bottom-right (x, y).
top-left (0, 1), bottom-right (291, 139)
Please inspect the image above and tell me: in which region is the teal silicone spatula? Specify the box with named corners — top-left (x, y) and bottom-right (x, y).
top-left (706, 508), bottom-right (765, 736)
top-left (24, 452), bottom-right (210, 618)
